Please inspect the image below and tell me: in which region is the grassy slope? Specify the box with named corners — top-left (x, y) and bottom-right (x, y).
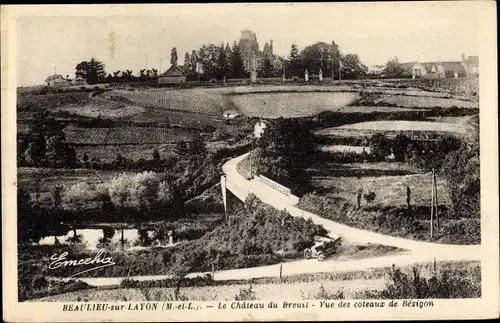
top-left (230, 92), bottom-right (359, 118)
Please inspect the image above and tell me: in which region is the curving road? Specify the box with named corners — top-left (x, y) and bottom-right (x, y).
top-left (221, 153), bottom-right (481, 257)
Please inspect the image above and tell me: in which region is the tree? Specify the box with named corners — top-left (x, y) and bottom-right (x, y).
top-left (152, 149), bottom-right (161, 161)
top-left (391, 133), bottom-right (412, 162)
top-left (300, 42), bottom-right (333, 76)
top-left (229, 41), bottom-right (247, 79)
top-left (330, 41), bottom-right (341, 79)
top-left (170, 48), bottom-right (178, 66)
top-left (183, 52), bottom-right (190, 74)
top-left (368, 133), bottom-right (392, 161)
top-left (75, 57), bottom-right (106, 84)
top-left (258, 53), bottom-right (274, 78)
top-left (289, 43), bottom-right (300, 77)
top-left (383, 56), bottom-right (406, 78)
top-left (216, 44), bottom-right (229, 80)
top-left (255, 119), bottom-right (317, 191)
top-left (339, 54), bottom-right (368, 79)
top-left (189, 134), bottom-right (207, 158)
top-left (442, 139), bottom-right (479, 219)
top-left (189, 50), bottom-right (198, 76)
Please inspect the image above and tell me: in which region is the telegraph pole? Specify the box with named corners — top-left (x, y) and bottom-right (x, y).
top-left (434, 169), bottom-right (439, 230)
top-left (331, 58), bottom-right (334, 81)
top-left (430, 169), bottom-right (435, 239)
top-left (338, 59), bottom-right (342, 84)
top-left (283, 59), bottom-right (286, 83)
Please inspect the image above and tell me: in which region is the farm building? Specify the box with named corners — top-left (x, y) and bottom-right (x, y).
top-left (462, 55), bottom-right (479, 75)
top-left (223, 110), bottom-right (240, 120)
top-left (368, 64), bottom-right (385, 76)
top-left (158, 64), bottom-right (186, 84)
top-left (71, 76), bottom-right (87, 86)
top-left (45, 74), bottom-right (71, 86)
top-left (409, 55), bottom-right (478, 79)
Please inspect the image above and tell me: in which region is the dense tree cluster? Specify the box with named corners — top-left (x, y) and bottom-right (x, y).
top-left (74, 39), bottom-right (370, 83)
top-left (18, 112), bottom-right (77, 168)
top-left (253, 118), bottom-right (318, 192)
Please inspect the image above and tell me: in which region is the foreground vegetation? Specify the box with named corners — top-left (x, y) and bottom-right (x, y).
top-left (27, 261), bottom-right (480, 302)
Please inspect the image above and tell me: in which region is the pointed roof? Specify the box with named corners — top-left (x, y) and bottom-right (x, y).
top-left (464, 56), bottom-right (479, 65)
top-left (45, 74), bottom-right (65, 82)
top-left (419, 62), bottom-right (467, 74)
top-left (162, 64), bottom-right (185, 77)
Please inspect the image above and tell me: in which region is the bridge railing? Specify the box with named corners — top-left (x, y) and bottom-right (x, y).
top-left (258, 175), bottom-right (292, 197)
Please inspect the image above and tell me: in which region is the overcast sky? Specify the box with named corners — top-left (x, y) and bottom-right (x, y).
top-left (15, 3), bottom-right (483, 86)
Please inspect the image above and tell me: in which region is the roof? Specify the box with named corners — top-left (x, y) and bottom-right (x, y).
top-left (161, 65), bottom-right (185, 77)
top-left (45, 74), bottom-right (65, 81)
top-left (418, 61), bottom-right (467, 74)
top-left (464, 56), bottom-right (479, 65)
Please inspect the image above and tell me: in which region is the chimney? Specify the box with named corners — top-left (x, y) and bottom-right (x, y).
top-left (461, 53), bottom-right (466, 62)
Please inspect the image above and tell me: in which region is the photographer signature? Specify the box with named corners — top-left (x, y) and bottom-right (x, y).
top-left (49, 249), bottom-right (116, 278)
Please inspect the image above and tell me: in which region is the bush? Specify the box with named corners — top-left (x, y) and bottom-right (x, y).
top-left (63, 182), bottom-right (100, 211)
top-left (376, 265), bottom-right (481, 299)
top-left (363, 191), bottom-right (376, 204)
top-left (235, 285), bottom-right (257, 301)
top-left (440, 219), bottom-right (480, 244)
top-left (309, 285), bottom-right (345, 300)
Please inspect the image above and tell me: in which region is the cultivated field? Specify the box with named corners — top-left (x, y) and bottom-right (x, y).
top-left (124, 108), bottom-right (225, 129)
top-left (63, 126), bottom-right (196, 145)
top-left (336, 106), bottom-right (426, 113)
top-left (230, 92), bottom-right (359, 118)
top-left (310, 172), bottom-right (450, 207)
top-left (111, 89), bottom-right (234, 117)
top-left (337, 120), bottom-right (467, 134)
top-left (55, 99), bottom-right (145, 119)
top-left (380, 95), bottom-right (478, 109)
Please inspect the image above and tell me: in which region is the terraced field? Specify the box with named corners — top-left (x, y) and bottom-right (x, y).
top-left (338, 120), bottom-right (467, 133)
top-left (64, 126), bottom-right (196, 145)
top-left (381, 95), bottom-right (478, 109)
top-left (112, 89), bottom-right (234, 117)
top-left (230, 92), bottom-right (359, 118)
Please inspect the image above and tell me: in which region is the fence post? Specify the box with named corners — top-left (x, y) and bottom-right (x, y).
top-left (279, 263), bottom-right (283, 281)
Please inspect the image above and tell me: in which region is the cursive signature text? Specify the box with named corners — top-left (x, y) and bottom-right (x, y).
top-left (49, 249), bottom-right (116, 278)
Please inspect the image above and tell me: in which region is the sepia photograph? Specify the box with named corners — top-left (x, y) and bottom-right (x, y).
top-left (2, 2), bottom-right (498, 322)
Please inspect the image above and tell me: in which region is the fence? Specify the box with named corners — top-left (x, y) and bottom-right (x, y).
top-left (258, 175), bottom-right (292, 197)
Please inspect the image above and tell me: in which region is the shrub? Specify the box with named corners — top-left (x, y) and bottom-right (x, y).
top-left (440, 219), bottom-right (480, 244)
top-left (309, 285), bottom-right (345, 300)
top-left (363, 191), bottom-right (376, 204)
top-left (63, 182), bottom-right (99, 211)
top-left (107, 171), bottom-right (166, 211)
top-left (377, 265), bottom-right (481, 299)
top-left (235, 285), bottom-right (257, 301)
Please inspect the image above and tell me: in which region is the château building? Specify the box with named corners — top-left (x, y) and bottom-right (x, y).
top-left (238, 29), bottom-right (281, 74)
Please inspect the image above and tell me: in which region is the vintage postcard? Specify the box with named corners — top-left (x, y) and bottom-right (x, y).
top-left (2, 2), bottom-right (498, 322)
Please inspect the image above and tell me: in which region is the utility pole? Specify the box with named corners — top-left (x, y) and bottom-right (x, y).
top-left (338, 59), bottom-right (342, 84)
top-left (160, 58), bottom-right (162, 73)
top-left (331, 57), bottom-right (334, 81)
top-left (283, 59), bottom-right (286, 83)
top-left (430, 169), bottom-right (435, 239)
top-left (249, 137), bottom-right (254, 179)
top-left (434, 169), bottom-right (439, 230)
